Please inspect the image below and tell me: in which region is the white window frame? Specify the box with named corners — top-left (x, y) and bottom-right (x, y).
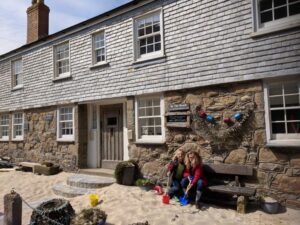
top-left (57, 106), bottom-right (75, 142)
top-left (12, 112), bottom-right (24, 141)
top-left (264, 78), bottom-right (300, 147)
top-left (11, 58), bottom-right (23, 89)
top-left (92, 30), bottom-right (107, 65)
top-left (0, 114), bottom-right (10, 141)
top-left (252, 0), bottom-right (300, 35)
top-left (135, 94), bottom-right (165, 144)
top-left (53, 41), bottom-right (71, 79)
top-left (133, 9), bottom-right (165, 62)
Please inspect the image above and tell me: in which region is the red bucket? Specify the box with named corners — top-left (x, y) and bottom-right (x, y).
top-left (162, 194), bottom-right (170, 204)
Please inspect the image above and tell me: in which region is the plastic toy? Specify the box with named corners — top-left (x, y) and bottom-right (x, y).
top-left (206, 115), bottom-right (215, 123)
top-left (234, 112), bottom-right (243, 121)
top-left (89, 194), bottom-right (99, 207)
top-left (198, 111), bottom-right (207, 118)
top-left (154, 185), bottom-right (164, 195)
top-left (162, 194), bottom-right (170, 204)
top-left (224, 117), bottom-right (233, 124)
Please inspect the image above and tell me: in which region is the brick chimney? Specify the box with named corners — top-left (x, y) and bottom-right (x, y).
top-left (27, 0), bottom-right (50, 44)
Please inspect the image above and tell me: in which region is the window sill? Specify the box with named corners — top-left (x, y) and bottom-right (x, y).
top-left (135, 139), bottom-right (165, 145)
top-left (53, 74), bottom-right (72, 82)
top-left (251, 18), bottom-right (300, 38)
top-left (12, 138), bottom-right (23, 142)
top-left (89, 62), bottom-right (109, 70)
top-left (133, 55), bottom-right (166, 67)
top-left (0, 138), bottom-right (9, 142)
top-left (12, 85), bottom-right (24, 91)
top-left (266, 140), bottom-right (300, 148)
top-left (57, 138), bottom-right (75, 143)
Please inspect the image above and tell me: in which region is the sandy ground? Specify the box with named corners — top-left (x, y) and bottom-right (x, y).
top-left (0, 171), bottom-right (299, 225)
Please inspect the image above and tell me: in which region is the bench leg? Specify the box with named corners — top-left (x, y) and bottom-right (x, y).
top-left (237, 196), bottom-right (248, 214)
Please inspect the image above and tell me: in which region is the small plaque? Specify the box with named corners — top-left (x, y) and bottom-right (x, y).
top-left (169, 103), bottom-right (190, 112)
top-left (167, 115), bottom-right (187, 123)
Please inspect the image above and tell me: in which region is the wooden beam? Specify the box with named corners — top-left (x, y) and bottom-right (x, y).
top-left (203, 163), bottom-right (254, 176)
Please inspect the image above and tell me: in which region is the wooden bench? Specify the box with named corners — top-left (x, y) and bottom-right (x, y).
top-left (203, 163), bottom-right (256, 213)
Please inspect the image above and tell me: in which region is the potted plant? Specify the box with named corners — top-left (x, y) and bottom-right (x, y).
top-left (135, 178), bottom-right (156, 191)
top-left (259, 195), bottom-right (280, 214)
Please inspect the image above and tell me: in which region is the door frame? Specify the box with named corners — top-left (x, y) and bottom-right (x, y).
top-left (87, 98), bottom-right (129, 168)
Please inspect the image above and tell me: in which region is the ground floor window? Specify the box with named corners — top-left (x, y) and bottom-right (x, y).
top-left (135, 95), bottom-right (165, 143)
top-left (57, 106), bottom-right (75, 141)
top-left (0, 114), bottom-right (9, 141)
top-left (264, 78), bottom-right (300, 144)
top-left (12, 112), bottom-right (23, 141)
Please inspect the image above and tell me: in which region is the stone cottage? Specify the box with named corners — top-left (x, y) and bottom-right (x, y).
top-left (0, 0), bottom-right (299, 208)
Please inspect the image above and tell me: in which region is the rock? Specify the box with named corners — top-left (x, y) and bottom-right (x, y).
top-left (174, 134), bottom-right (185, 143)
top-left (232, 81), bottom-right (262, 94)
top-left (247, 152), bottom-right (257, 165)
top-left (207, 91), bottom-right (219, 97)
top-left (141, 161), bottom-right (162, 176)
top-left (215, 96), bottom-right (237, 107)
top-left (254, 111), bottom-right (265, 129)
top-left (254, 92), bottom-right (264, 109)
top-left (259, 148), bottom-right (289, 163)
top-left (237, 196), bottom-right (247, 214)
top-left (286, 199), bottom-right (300, 209)
top-left (185, 94), bottom-right (202, 106)
top-left (203, 98), bottom-right (214, 108)
top-left (240, 95), bottom-right (252, 103)
top-left (271, 174), bottom-right (300, 193)
top-left (253, 130), bottom-right (266, 146)
top-left (213, 156), bottom-right (224, 164)
top-left (207, 105), bottom-right (225, 111)
top-left (259, 163), bottom-right (285, 172)
top-left (177, 142), bottom-right (211, 160)
top-left (225, 148), bottom-right (247, 164)
top-left (290, 154), bottom-right (300, 168)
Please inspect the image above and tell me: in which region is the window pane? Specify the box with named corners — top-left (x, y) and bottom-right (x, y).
top-left (140, 46), bottom-right (146, 55)
top-left (138, 29), bottom-right (145, 37)
top-left (271, 110), bottom-right (285, 121)
top-left (148, 36), bottom-right (154, 44)
top-left (155, 35), bottom-right (161, 43)
top-left (286, 109), bottom-right (300, 120)
top-left (289, 3), bottom-right (300, 15)
top-left (146, 26), bottom-right (153, 35)
top-left (260, 0), bottom-right (272, 11)
top-left (140, 39), bottom-right (146, 46)
top-left (154, 107), bottom-right (160, 115)
top-left (155, 127), bottom-right (162, 135)
top-left (139, 108), bottom-right (145, 117)
top-left (139, 100), bottom-right (146, 107)
top-left (261, 11), bottom-right (273, 23)
top-left (274, 6), bottom-right (287, 19)
top-left (155, 43), bottom-right (161, 51)
top-left (284, 83), bottom-right (299, 94)
top-left (274, 0), bottom-right (287, 7)
top-left (272, 123), bottom-right (286, 134)
top-left (147, 45), bottom-right (154, 53)
top-left (153, 23), bottom-right (160, 32)
top-left (287, 122), bottom-right (300, 133)
top-left (155, 118), bottom-right (161, 125)
top-left (146, 108), bottom-right (153, 116)
top-left (285, 95), bottom-right (300, 107)
top-left (270, 96), bottom-right (284, 107)
top-left (147, 127), bottom-right (154, 135)
top-left (269, 84), bottom-right (282, 96)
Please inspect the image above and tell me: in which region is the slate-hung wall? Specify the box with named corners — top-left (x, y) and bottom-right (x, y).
top-left (0, 0), bottom-right (299, 111)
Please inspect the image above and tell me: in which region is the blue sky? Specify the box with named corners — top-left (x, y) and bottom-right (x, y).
top-left (0, 0), bottom-right (132, 55)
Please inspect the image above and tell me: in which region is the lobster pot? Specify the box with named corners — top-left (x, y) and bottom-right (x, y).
top-left (30, 199), bottom-right (75, 225)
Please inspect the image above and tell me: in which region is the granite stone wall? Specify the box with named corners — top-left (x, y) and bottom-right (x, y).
top-left (0, 105), bottom-right (81, 171)
top-left (128, 80), bottom-right (300, 208)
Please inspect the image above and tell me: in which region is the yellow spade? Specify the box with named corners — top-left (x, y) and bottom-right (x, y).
top-left (89, 193), bottom-right (99, 207)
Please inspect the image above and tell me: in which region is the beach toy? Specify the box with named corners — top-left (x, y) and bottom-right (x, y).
top-left (234, 112), bottom-right (243, 121)
top-left (162, 194), bottom-right (170, 204)
top-left (179, 194), bottom-right (189, 206)
top-left (206, 115), bottom-right (215, 123)
top-left (154, 185), bottom-right (164, 195)
top-left (198, 111), bottom-right (207, 118)
top-left (224, 117), bottom-right (233, 124)
top-left (89, 193), bottom-right (99, 207)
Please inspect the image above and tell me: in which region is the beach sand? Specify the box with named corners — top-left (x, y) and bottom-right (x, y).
top-left (0, 171), bottom-right (299, 225)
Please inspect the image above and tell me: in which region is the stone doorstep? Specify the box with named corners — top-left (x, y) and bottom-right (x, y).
top-left (52, 183), bottom-right (95, 198)
top-left (67, 174), bottom-right (115, 189)
top-left (78, 168), bottom-right (115, 178)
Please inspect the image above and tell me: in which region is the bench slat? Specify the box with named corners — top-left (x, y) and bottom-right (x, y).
top-left (204, 163), bottom-right (253, 176)
top-left (208, 185), bottom-right (256, 197)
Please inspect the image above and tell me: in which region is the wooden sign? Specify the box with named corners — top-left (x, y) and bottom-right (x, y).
top-left (169, 103), bottom-right (190, 112)
top-left (167, 115), bottom-right (187, 123)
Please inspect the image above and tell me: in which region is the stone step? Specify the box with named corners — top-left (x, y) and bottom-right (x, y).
top-left (52, 183), bottom-right (95, 198)
top-left (78, 168), bottom-right (115, 178)
top-left (67, 174), bottom-right (115, 189)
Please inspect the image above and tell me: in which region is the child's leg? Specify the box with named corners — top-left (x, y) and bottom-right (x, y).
top-left (168, 179), bottom-right (180, 198)
top-left (195, 179), bottom-right (204, 204)
top-left (180, 177), bottom-right (189, 193)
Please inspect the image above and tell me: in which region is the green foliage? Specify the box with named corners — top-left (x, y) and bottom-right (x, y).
top-left (135, 178), bottom-right (156, 187)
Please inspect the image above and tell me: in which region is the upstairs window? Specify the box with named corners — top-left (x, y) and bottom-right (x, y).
top-left (57, 106), bottom-right (74, 141)
top-left (259, 0), bottom-right (300, 24)
top-left (134, 10), bottom-right (164, 61)
top-left (12, 59), bottom-right (23, 89)
top-left (253, 0), bottom-right (300, 33)
top-left (12, 112), bottom-right (24, 141)
top-left (265, 79), bottom-right (300, 145)
top-left (93, 31), bottom-right (106, 64)
top-left (0, 114), bottom-right (9, 141)
top-left (54, 42), bottom-right (70, 78)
